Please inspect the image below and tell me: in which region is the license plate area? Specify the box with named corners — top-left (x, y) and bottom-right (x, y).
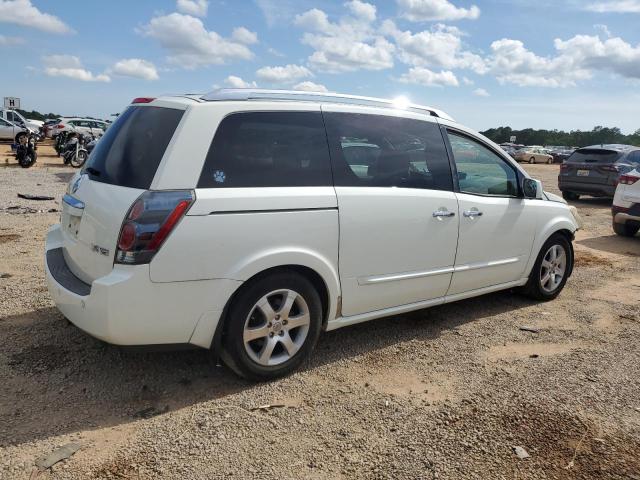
top-left (62, 206), bottom-right (82, 239)
top-left (577, 169), bottom-right (589, 176)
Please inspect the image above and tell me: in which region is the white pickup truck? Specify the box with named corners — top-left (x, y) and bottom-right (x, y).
top-left (0, 109), bottom-right (41, 133)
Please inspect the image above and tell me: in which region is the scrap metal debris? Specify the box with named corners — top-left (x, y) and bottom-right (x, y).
top-left (35, 443), bottom-right (82, 469)
top-left (17, 193), bottom-right (55, 201)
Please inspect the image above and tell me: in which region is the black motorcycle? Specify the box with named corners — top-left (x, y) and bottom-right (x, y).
top-left (55, 131), bottom-right (70, 157)
top-left (16, 132), bottom-right (37, 168)
top-left (62, 132), bottom-right (90, 168)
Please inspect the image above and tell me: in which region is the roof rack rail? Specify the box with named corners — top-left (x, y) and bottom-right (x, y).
top-left (200, 88), bottom-right (454, 121)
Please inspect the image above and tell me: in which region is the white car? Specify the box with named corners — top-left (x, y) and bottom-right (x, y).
top-left (0, 109), bottom-right (40, 134)
top-left (51, 117), bottom-right (108, 137)
top-left (0, 117), bottom-right (29, 142)
top-left (612, 168), bottom-right (640, 237)
top-left (45, 89), bottom-right (581, 380)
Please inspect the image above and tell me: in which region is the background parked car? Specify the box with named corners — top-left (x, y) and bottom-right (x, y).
top-left (550, 147), bottom-right (575, 164)
top-left (50, 118), bottom-right (108, 138)
top-left (0, 108), bottom-right (42, 132)
top-left (514, 147), bottom-right (554, 164)
top-left (559, 144), bottom-right (640, 200)
top-left (0, 117), bottom-right (29, 142)
top-left (611, 168), bottom-right (640, 237)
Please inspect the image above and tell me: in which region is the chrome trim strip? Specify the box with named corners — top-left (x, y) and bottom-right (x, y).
top-left (453, 257), bottom-right (520, 272)
top-left (358, 257), bottom-right (520, 286)
top-left (62, 194), bottom-right (85, 210)
top-left (359, 266), bottom-right (454, 285)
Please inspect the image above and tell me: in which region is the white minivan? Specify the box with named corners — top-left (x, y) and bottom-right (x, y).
top-left (45, 90), bottom-right (582, 380)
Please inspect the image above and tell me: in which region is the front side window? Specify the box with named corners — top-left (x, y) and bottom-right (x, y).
top-left (198, 111), bottom-right (332, 188)
top-left (448, 131), bottom-right (519, 197)
top-left (625, 151), bottom-right (640, 165)
top-left (324, 112), bottom-right (453, 191)
top-left (0, 118), bottom-right (10, 127)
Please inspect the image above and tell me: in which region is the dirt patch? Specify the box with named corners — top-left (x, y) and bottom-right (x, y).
top-left (0, 234), bottom-right (20, 244)
top-left (365, 368), bottom-right (457, 405)
top-left (483, 342), bottom-right (586, 362)
top-left (574, 249), bottom-right (615, 267)
top-left (8, 344), bottom-right (71, 373)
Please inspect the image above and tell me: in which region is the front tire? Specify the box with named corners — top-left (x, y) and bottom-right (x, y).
top-left (521, 233), bottom-right (573, 301)
top-left (220, 271), bottom-right (322, 381)
top-left (562, 191), bottom-right (579, 201)
top-left (613, 220), bottom-right (639, 237)
top-left (70, 150), bottom-right (87, 168)
top-left (529, 157), bottom-right (535, 164)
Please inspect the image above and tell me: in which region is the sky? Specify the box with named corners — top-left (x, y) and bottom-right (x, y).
top-left (1, 0), bottom-right (639, 133)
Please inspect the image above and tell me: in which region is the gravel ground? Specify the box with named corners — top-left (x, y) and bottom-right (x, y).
top-left (1, 142), bottom-right (639, 479)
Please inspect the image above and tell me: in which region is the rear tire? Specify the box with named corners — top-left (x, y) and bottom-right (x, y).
top-left (612, 220), bottom-right (639, 237)
top-left (521, 233), bottom-right (573, 301)
top-left (562, 191), bottom-right (579, 201)
top-left (220, 271), bottom-right (322, 381)
top-left (529, 157), bottom-right (535, 164)
top-left (547, 157), bottom-right (553, 164)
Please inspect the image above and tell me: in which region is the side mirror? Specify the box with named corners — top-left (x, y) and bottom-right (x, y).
top-left (522, 178), bottom-right (543, 199)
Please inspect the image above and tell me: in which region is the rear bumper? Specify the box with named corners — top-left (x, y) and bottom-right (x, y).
top-left (45, 224), bottom-right (241, 348)
top-left (558, 179), bottom-right (616, 197)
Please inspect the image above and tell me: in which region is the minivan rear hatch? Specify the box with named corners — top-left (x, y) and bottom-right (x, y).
top-left (60, 105), bottom-right (185, 284)
top-left (562, 148), bottom-right (621, 184)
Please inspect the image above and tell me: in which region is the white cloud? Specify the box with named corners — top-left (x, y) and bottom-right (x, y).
top-left (0, 0), bottom-right (72, 34)
top-left (256, 64), bottom-right (313, 83)
top-left (382, 21), bottom-right (486, 73)
top-left (397, 0), bottom-right (480, 21)
top-left (232, 27), bottom-right (258, 45)
top-left (42, 55), bottom-right (110, 82)
top-left (140, 13), bottom-right (255, 68)
top-left (176, 0), bottom-right (208, 17)
top-left (0, 34), bottom-right (23, 46)
top-left (487, 34), bottom-right (640, 87)
top-left (594, 24), bottom-right (612, 37)
top-left (111, 58), bottom-right (159, 81)
top-left (398, 67), bottom-right (459, 87)
top-left (473, 87), bottom-right (489, 96)
top-left (585, 1), bottom-right (640, 13)
top-left (295, 1), bottom-right (395, 73)
top-left (293, 81), bottom-right (329, 92)
top-left (224, 75), bottom-right (257, 88)
top-left (267, 47), bottom-right (285, 57)
top-left (462, 76), bottom-right (474, 85)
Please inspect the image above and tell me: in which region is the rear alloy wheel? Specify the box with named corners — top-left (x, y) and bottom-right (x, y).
top-left (529, 157), bottom-right (536, 164)
top-left (220, 271), bottom-right (322, 380)
top-left (547, 157), bottom-right (553, 164)
top-left (521, 233), bottom-right (573, 300)
top-left (612, 220), bottom-right (640, 237)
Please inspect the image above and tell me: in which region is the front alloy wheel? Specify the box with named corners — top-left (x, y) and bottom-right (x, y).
top-left (521, 233), bottom-right (573, 300)
top-left (539, 244), bottom-right (567, 293)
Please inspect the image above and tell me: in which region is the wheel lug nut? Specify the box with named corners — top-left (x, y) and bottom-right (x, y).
top-left (269, 332), bottom-right (274, 337)
top-left (279, 331), bottom-right (284, 336)
top-left (267, 322), bottom-right (272, 328)
top-left (282, 320), bottom-right (288, 325)
top-left (275, 314), bottom-right (280, 320)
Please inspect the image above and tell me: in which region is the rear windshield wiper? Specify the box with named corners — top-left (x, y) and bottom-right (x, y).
top-left (85, 167), bottom-right (101, 176)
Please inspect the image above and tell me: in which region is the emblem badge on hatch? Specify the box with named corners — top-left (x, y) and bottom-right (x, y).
top-left (71, 174), bottom-right (85, 194)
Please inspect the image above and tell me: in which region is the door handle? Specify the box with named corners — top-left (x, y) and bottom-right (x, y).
top-left (463, 210), bottom-right (483, 217)
top-left (433, 210), bottom-right (455, 217)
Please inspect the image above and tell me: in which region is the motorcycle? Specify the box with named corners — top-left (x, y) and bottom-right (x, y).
top-left (55, 131), bottom-right (70, 157)
top-left (16, 132), bottom-right (38, 168)
top-left (62, 132), bottom-right (90, 168)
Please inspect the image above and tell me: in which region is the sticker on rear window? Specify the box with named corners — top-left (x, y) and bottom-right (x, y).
top-left (213, 170), bottom-right (226, 183)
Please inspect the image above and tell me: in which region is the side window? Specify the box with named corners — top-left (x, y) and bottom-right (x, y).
top-left (324, 112), bottom-right (453, 191)
top-left (0, 118), bottom-right (10, 126)
top-left (7, 111), bottom-right (18, 123)
top-left (448, 131), bottom-right (519, 197)
top-left (198, 111), bottom-right (332, 188)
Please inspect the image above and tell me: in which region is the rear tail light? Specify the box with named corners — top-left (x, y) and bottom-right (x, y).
top-left (619, 174), bottom-right (640, 185)
top-left (560, 164), bottom-right (569, 172)
top-left (132, 97), bottom-right (156, 104)
top-left (115, 190), bottom-right (194, 265)
top-left (56, 123), bottom-right (65, 129)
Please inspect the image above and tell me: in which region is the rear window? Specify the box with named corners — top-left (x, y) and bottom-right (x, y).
top-left (84, 106), bottom-right (184, 189)
top-left (197, 111), bottom-right (332, 188)
top-left (566, 148), bottom-right (622, 164)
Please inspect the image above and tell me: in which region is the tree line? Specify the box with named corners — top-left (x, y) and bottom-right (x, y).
top-left (480, 126), bottom-right (640, 148)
